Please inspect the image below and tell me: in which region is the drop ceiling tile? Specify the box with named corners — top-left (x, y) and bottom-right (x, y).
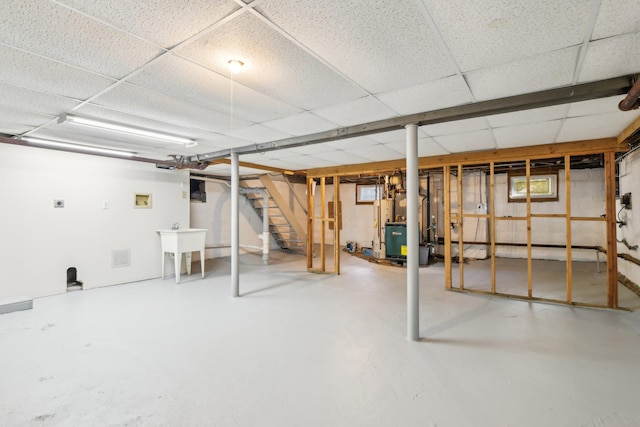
top-left (325, 136), bottom-right (379, 150)
top-left (557, 112), bottom-right (640, 142)
top-left (90, 83), bottom-right (252, 134)
top-left (0, 0), bottom-right (162, 78)
top-left (494, 121), bottom-right (563, 148)
top-left (385, 137), bottom-right (451, 157)
top-left (0, 108), bottom-right (54, 128)
top-left (262, 112), bottom-right (337, 136)
top-left (277, 155), bottom-right (339, 168)
top-left (312, 97), bottom-right (397, 127)
top-left (225, 124), bottom-right (292, 143)
top-left (307, 150), bottom-right (370, 166)
top-left (0, 122), bottom-right (32, 135)
top-left (257, 0), bottom-right (455, 93)
top-left (261, 157), bottom-right (320, 170)
top-left (176, 12), bottom-right (366, 110)
top-left (287, 144), bottom-right (337, 156)
top-left (487, 105), bottom-right (567, 128)
top-left (421, 117), bottom-right (488, 137)
top-left (0, 82), bottom-right (80, 117)
top-left (0, 45), bottom-right (116, 99)
top-left (57, 0), bottom-right (240, 48)
top-left (368, 129), bottom-right (406, 145)
top-left (466, 47), bottom-right (579, 101)
top-left (592, 0), bottom-right (640, 40)
top-left (376, 75), bottom-right (473, 115)
top-left (264, 148), bottom-right (307, 159)
top-left (433, 129), bottom-right (496, 153)
top-left (579, 32), bottom-right (640, 83)
top-left (343, 144), bottom-right (405, 162)
top-left (422, 0), bottom-right (590, 72)
top-left (566, 95), bottom-right (623, 118)
top-left (129, 55), bottom-right (301, 123)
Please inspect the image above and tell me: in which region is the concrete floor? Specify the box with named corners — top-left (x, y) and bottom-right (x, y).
top-left (1, 251), bottom-right (640, 426)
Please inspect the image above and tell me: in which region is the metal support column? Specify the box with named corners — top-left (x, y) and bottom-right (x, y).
top-left (406, 123), bottom-right (419, 341)
top-left (231, 151), bottom-right (240, 297)
top-left (262, 191), bottom-right (270, 265)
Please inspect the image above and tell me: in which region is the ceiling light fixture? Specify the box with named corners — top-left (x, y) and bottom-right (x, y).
top-left (22, 136), bottom-right (138, 158)
top-left (227, 59), bottom-right (244, 74)
top-left (58, 114), bottom-right (197, 147)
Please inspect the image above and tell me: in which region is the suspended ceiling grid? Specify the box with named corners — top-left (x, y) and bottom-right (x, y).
top-left (1, 0), bottom-right (640, 176)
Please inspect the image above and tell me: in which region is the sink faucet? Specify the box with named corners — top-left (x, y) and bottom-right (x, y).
top-left (171, 223), bottom-right (180, 230)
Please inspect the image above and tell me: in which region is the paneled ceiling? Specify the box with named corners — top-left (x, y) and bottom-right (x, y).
top-left (1, 0), bottom-right (640, 176)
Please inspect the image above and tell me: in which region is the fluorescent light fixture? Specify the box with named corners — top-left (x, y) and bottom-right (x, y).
top-left (58, 114), bottom-right (197, 147)
top-left (228, 59), bottom-right (244, 74)
top-left (22, 137), bottom-right (138, 158)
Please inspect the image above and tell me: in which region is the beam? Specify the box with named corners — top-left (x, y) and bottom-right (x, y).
top-left (190, 76), bottom-right (634, 163)
top-left (207, 158), bottom-right (298, 175)
top-left (306, 138), bottom-right (626, 178)
top-left (617, 115), bottom-right (640, 144)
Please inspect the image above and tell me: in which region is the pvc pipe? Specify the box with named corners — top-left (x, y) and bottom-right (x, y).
top-left (231, 151), bottom-right (239, 297)
top-left (406, 123), bottom-right (420, 341)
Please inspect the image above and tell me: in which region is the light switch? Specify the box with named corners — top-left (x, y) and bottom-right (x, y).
top-left (103, 200), bottom-right (109, 209)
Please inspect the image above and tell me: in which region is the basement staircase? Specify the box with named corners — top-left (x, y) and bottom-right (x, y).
top-left (240, 174), bottom-right (307, 253)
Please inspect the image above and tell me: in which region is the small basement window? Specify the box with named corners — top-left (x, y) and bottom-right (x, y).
top-left (356, 184), bottom-right (382, 205)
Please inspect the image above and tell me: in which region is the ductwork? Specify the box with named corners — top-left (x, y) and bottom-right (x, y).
top-left (619, 76), bottom-right (640, 111)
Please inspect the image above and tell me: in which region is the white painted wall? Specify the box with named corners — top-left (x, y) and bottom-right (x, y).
top-left (0, 144), bottom-right (190, 299)
top-left (617, 148), bottom-right (640, 286)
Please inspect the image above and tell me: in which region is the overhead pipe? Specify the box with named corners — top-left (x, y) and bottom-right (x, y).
top-left (619, 76), bottom-right (640, 111)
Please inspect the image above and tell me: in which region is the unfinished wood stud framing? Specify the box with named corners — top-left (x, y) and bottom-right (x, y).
top-left (306, 176), bottom-right (341, 275)
top-left (440, 147), bottom-right (622, 310)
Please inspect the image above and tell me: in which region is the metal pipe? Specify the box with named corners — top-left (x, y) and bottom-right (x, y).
top-left (619, 76), bottom-right (640, 111)
top-left (231, 151), bottom-right (240, 297)
top-left (406, 124), bottom-right (420, 341)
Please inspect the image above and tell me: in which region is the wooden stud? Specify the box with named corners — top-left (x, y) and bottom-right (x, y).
top-left (490, 162), bottom-right (496, 294)
top-left (458, 164), bottom-right (464, 290)
top-left (334, 176), bottom-right (341, 275)
top-left (604, 151), bottom-right (618, 308)
top-left (307, 177), bottom-right (314, 270)
top-left (320, 177), bottom-right (326, 272)
top-left (565, 155), bottom-right (573, 303)
top-left (526, 160), bottom-right (533, 298)
top-left (444, 166), bottom-right (452, 289)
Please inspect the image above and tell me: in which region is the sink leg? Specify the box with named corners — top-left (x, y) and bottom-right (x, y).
top-left (175, 252), bottom-right (181, 284)
top-left (200, 250), bottom-right (205, 279)
top-left (161, 251), bottom-right (165, 279)
top-left (186, 252), bottom-right (192, 275)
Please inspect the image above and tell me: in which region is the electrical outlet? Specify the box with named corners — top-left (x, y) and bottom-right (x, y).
top-left (54, 199), bottom-right (64, 208)
top-left (621, 192), bottom-right (632, 210)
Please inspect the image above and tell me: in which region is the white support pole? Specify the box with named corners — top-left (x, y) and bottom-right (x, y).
top-left (406, 123), bottom-right (420, 341)
top-left (231, 151), bottom-right (240, 297)
top-left (262, 191), bottom-right (270, 265)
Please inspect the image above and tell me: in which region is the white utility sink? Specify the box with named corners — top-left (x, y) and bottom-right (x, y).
top-left (157, 228), bottom-right (207, 283)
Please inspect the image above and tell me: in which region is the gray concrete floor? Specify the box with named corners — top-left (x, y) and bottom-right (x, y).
top-left (1, 251), bottom-right (640, 426)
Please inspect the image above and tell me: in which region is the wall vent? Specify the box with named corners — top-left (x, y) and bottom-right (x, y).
top-left (111, 249), bottom-right (131, 268)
